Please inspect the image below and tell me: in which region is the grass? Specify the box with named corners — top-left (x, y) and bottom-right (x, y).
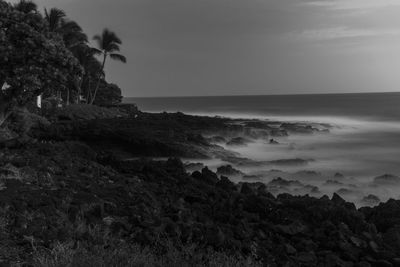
top-left (32, 240), bottom-right (261, 267)
top-left (31, 227), bottom-right (261, 267)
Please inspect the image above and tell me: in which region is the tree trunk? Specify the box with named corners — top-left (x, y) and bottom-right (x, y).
top-left (76, 75), bottom-right (84, 104)
top-left (66, 88), bottom-right (70, 106)
top-left (90, 53), bottom-right (107, 105)
top-left (86, 77), bottom-right (92, 104)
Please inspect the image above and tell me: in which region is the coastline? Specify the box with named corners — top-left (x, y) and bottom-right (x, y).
top-left (1, 105), bottom-right (400, 265)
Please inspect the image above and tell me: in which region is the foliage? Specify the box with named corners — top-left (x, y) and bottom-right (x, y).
top-left (92, 80), bottom-right (123, 106)
top-left (0, 0), bottom-right (127, 128)
top-left (91, 28), bottom-right (126, 104)
top-left (0, 1), bottom-right (82, 110)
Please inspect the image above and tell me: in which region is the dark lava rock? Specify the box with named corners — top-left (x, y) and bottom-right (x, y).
top-left (270, 128), bottom-right (288, 137)
top-left (184, 162), bottom-right (204, 172)
top-left (361, 199), bottom-right (400, 233)
top-left (267, 177), bottom-right (303, 188)
top-left (331, 193), bottom-right (347, 205)
top-left (269, 139), bottom-right (279, 144)
top-left (216, 165), bottom-right (243, 176)
top-left (3, 111), bottom-right (400, 266)
top-left (192, 167), bottom-right (219, 185)
top-left (361, 194), bottom-right (381, 206)
top-left (336, 188), bottom-right (355, 196)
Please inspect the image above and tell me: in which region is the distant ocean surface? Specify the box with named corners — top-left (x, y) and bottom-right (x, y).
top-left (125, 92), bottom-right (400, 205)
top-left (125, 92), bottom-right (400, 122)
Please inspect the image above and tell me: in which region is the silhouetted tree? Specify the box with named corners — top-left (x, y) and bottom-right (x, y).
top-left (0, 0), bottom-right (82, 125)
top-left (44, 8), bottom-right (65, 32)
top-left (13, 0), bottom-right (37, 14)
top-left (92, 81), bottom-right (122, 106)
top-left (91, 28), bottom-right (126, 104)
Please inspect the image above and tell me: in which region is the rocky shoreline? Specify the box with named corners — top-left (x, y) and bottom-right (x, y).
top-left (1, 105), bottom-right (400, 266)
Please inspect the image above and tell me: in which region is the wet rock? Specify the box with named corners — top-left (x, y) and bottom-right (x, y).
top-left (336, 188), bottom-right (355, 196)
top-left (269, 139), bottom-right (279, 144)
top-left (361, 194), bottom-right (381, 207)
top-left (332, 193), bottom-right (347, 205)
top-left (281, 123), bottom-right (319, 134)
top-left (270, 128), bottom-right (288, 137)
top-left (216, 165), bottom-right (243, 176)
top-left (184, 162), bottom-right (204, 172)
top-left (191, 167), bottom-right (219, 185)
top-left (267, 177), bottom-right (302, 188)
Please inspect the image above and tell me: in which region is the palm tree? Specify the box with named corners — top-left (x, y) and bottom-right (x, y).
top-left (71, 45), bottom-right (102, 103)
top-left (44, 8), bottom-right (89, 105)
top-left (91, 28), bottom-right (126, 104)
top-left (44, 8), bottom-right (66, 32)
top-left (60, 20), bottom-right (88, 49)
top-left (14, 0), bottom-right (37, 13)
top-left (44, 8), bottom-right (87, 48)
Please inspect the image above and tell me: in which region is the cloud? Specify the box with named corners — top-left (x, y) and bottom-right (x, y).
top-left (290, 27), bottom-right (400, 41)
top-left (303, 0), bottom-right (400, 10)
top-left (5, 0), bottom-right (400, 96)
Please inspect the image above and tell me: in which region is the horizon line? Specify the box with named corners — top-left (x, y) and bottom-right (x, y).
top-left (124, 90), bottom-right (400, 99)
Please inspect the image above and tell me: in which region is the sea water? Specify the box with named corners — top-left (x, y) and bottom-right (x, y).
top-left (125, 93), bottom-right (400, 205)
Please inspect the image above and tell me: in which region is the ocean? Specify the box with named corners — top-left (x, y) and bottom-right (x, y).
top-left (125, 92), bottom-right (400, 205)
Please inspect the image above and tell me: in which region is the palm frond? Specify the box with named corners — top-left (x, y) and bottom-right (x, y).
top-left (44, 8), bottom-right (66, 32)
top-left (109, 53), bottom-right (127, 63)
top-left (105, 43), bottom-right (120, 53)
top-left (91, 48), bottom-right (103, 55)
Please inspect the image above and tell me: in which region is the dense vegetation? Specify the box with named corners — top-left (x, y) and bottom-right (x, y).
top-left (0, 0), bottom-right (125, 117)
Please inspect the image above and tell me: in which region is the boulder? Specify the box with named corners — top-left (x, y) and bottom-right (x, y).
top-left (184, 162), bottom-right (204, 172)
top-left (332, 193), bottom-right (347, 205)
top-left (361, 195), bottom-right (381, 207)
top-left (192, 167), bottom-right (219, 185)
top-left (216, 165), bottom-right (243, 176)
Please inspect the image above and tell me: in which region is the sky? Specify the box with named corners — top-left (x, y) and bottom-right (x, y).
top-left (8, 0), bottom-right (400, 97)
